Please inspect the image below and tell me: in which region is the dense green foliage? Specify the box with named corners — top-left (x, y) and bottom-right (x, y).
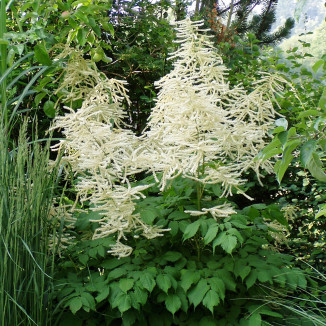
top-left (0, 0), bottom-right (325, 325)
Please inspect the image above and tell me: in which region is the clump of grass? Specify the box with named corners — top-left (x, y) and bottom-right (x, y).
top-left (0, 120), bottom-right (60, 326)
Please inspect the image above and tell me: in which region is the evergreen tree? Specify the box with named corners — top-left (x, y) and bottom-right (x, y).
top-left (200, 0), bottom-right (294, 44)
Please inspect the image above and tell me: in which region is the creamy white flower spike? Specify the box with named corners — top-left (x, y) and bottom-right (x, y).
top-left (145, 18), bottom-right (286, 192)
top-left (52, 48), bottom-right (168, 258)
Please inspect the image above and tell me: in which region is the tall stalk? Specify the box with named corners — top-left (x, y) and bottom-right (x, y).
top-left (0, 0), bottom-right (8, 125)
top-left (0, 120), bottom-right (59, 325)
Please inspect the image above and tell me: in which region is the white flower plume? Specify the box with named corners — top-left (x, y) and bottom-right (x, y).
top-left (52, 48), bottom-right (168, 258)
top-left (145, 18), bottom-right (287, 193)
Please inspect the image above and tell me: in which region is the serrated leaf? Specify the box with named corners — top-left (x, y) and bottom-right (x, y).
top-left (156, 274), bottom-right (172, 293)
top-left (140, 208), bottom-right (158, 225)
top-left (188, 279), bottom-right (209, 308)
top-left (180, 269), bottom-right (200, 293)
top-left (204, 224), bottom-right (219, 244)
top-left (221, 235), bottom-right (237, 254)
top-left (165, 294), bottom-right (181, 315)
top-left (307, 152), bottom-right (326, 182)
top-left (34, 44), bottom-right (52, 66)
top-left (95, 286), bottom-right (110, 303)
top-left (212, 231), bottom-right (227, 253)
top-left (116, 293), bottom-right (131, 313)
top-left (140, 273), bottom-right (155, 292)
top-left (208, 278), bottom-right (225, 301)
top-left (132, 286), bottom-right (148, 305)
top-left (119, 279), bottom-right (134, 293)
top-left (183, 220), bottom-right (200, 241)
top-left (69, 297), bottom-right (82, 314)
top-left (203, 290), bottom-right (220, 313)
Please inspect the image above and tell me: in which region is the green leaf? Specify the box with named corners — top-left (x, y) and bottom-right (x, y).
top-left (139, 273), bottom-right (155, 292)
top-left (204, 223), bottom-right (219, 244)
top-left (95, 286), bottom-right (110, 303)
top-left (69, 297), bottom-right (82, 314)
top-left (165, 294), bottom-right (181, 315)
top-left (300, 140), bottom-right (316, 167)
top-left (43, 100), bottom-right (56, 118)
top-left (132, 286), bottom-right (148, 305)
top-left (34, 44), bottom-right (52, 66)
top-left (318, 87), bottom-right (326, 110)
top-left (77, 28), bottom-right (88, 46)
top-left (163, 251), bottom-right (182, 262)
top-left (188, 279), bottom-right (209, 308)
top-left (203, 290), bottom-right (220, 313)
top-left (119, 279), bottom-right (134, 293)
top-left (140, 208), bottom-right (158, 225)
top-left (307, 152), bottom-right (326, 182)
top-left (156, 274), bottom-right (172, 294)
top-left (208, 278), bottom-right (225, 301)
top-left (312, 59), bottom-right (324, 73)
top-left (34, 92), bottom-right (46, 106)
top-left (222, 235), bottom-right (237, 254)
top-left (248, 313), bottom-right (262, 326)
top-left (116, 293), bottom-right (131, 313)
top-left (183, 220), bottom-right (200, 241)
top-left (180, 269), bottom-right (200, 293)
top-left (246, 271), bottom-right (257, 289)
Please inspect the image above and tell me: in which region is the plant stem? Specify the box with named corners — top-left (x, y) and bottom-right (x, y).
top-left (0, 0), bottom-right (7, 125)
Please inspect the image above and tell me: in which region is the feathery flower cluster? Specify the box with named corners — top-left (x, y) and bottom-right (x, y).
top-left (52, 19), bottom-right (287, 257)
top-left (145, 19), bottom-right (287, 197)
top-left (52, 49), bottom-right (169, 257)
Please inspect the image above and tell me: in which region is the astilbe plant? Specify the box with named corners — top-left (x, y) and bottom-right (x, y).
top-left (144, 19), bottom-right (286, 205)
top-left (53, 19), bottom-right (288, 258)
top-left (52, 48), bottom-right (169, 258)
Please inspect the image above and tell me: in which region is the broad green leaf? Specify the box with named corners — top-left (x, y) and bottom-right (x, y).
top-left (183, 220), bottom-right (200, 241)
top-left (43, 100), bottom-right (56, 118)
top-left (77, 28), bottom-right (88, 46)
top-left (203, 290), bottom-right (220, 313)
top-left (300, 140), bottom-right (316, 167)
top-left (257, 270), bottom-right (272, 283)
top-left (116, 293), bottom-right (131, 313)
top-left (34, 92), bottom-right (46, 106)
top-left (188, 279), bottom-right (210, 308)
top-left (204, 223), bottom-right (219, 244)
top-left (278, 131), bottom-right (288, 148)
top-left (221, 235), bottom-right (237, 254)
top-left (163, 251), bottom-right (182, 262)
top-left (119, 279), bottom-right (134, 293)
top-left (208, 278), bottom-right (225, 301)
top-left (81, 292), bottom-right (96, 310)
top-left (156, 274), bottom-right (171, 293)
top-left (312, 59), bottom-right (324, 73)
top-left (246, 271), bottom-right (257, 289)
top-left (298, 109), bottom-right (321, 119)
top-left (212, 231), bottom-right (227, 253)
top-left (139, 273), bottom-right (155, 292)
top-left (307, 152), bottom-right (326, 182)
top-left (140, 208), bottom-right (158, 224)
top-left (248, 313), bottom-right (262, 326)
top-left (95, 286), bottom-right (110, 303)
top-left (69, 297), bottom-right (82, 314)
top-left (132, 286), bottom-right (148, 305)
top-left (34, 44), bottom-right (52, 66)
top-left (108, 267), bottom-right (127, 279)
top-left (165, 294), bottom-right (181, 315)
top-left (316, 205), bottom-right (326, 218)
top-left (180, 269), bottom-right (200, 293)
